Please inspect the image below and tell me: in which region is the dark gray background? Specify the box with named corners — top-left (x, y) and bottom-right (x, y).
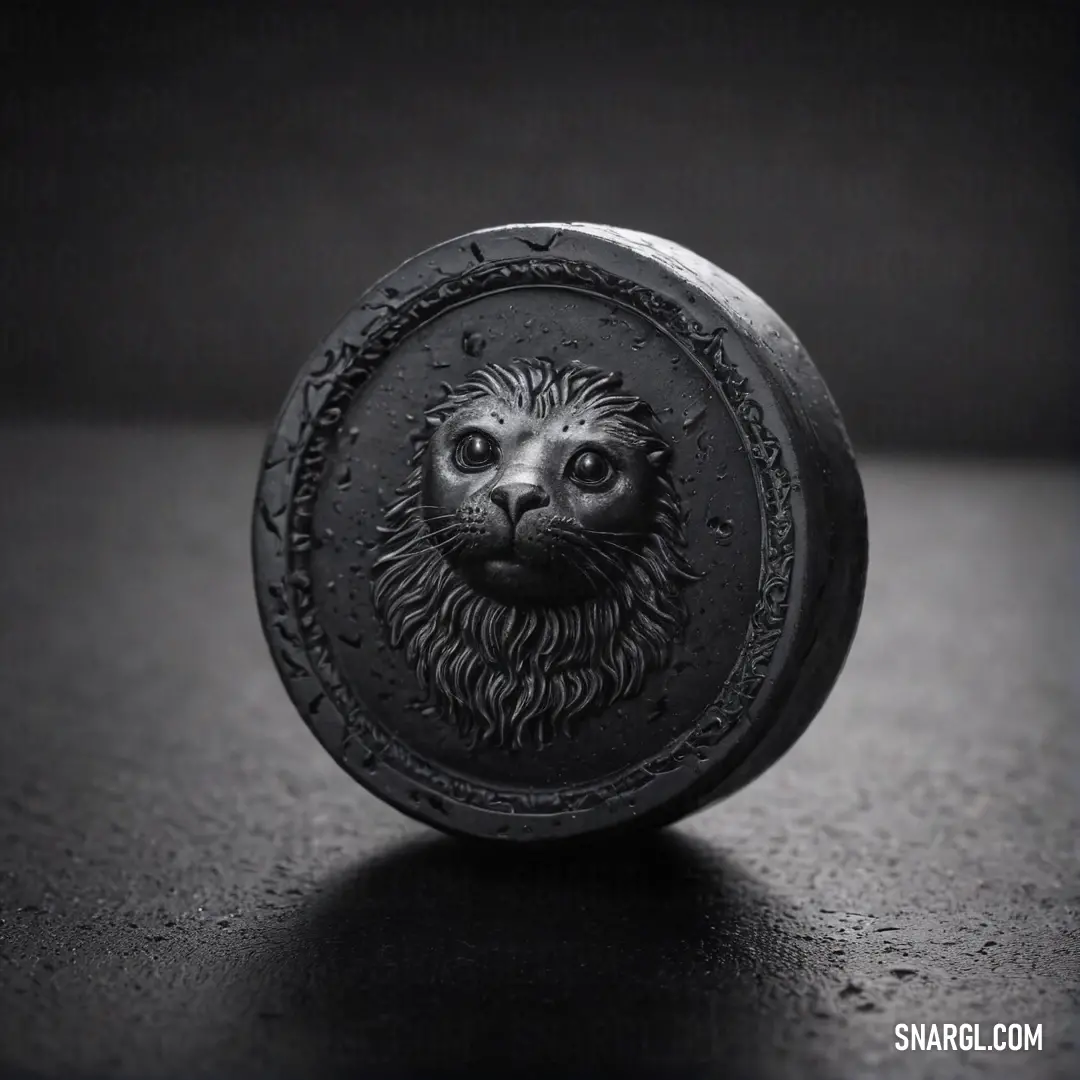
top-left (2, 1), bottom-right (1076, 456)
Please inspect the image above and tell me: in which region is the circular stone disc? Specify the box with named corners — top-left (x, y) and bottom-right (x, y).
top-left (252, 223), bottom-right (868, 842)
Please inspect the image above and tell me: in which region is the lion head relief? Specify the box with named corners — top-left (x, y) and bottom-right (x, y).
top-left (370, 356), bottom-right (700, 750)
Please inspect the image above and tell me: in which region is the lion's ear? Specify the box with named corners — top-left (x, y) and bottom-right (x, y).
top-left (646, 447), bottom-right (670, 469)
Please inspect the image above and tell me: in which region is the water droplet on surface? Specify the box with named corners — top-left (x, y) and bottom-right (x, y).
top-left (682, 403), bottom-right (706, 433)
top-left (462, 330), bottom-right (486, 358)
top-left (706, 516), bottom-right (734, 543)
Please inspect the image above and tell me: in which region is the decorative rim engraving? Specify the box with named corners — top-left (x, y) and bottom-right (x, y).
top-left (267, 256), bottom-right (794, 814)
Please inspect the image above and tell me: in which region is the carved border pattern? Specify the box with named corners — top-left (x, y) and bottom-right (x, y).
top-left (277, 257), bottom-right (794, 814)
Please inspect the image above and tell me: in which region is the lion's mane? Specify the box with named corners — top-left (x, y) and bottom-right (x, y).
top-left (370, 358), bottom-right (699, 750)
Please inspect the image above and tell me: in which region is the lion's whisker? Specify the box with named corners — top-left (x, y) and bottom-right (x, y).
top-left (406, 507), bottom-right (455, 520)
top-left (405, 513), bottom-right (459, 530)
top-left (421, 523), bottom-right (463, 544)
top-left (558, 532), bottom-right (626, 576)
top-left (373, 522), bottom-right (462, 563)
top-left (397, 511), bottom-right (454, 529)
top-left (548, 523), bottom-right (595, 543)
top-left (550, 525), bottom-right (626, 566)
top-left (387, 524), bottom-right (457, 551)
top-left (556, 543), bottom-right (621, 596)
top-left (435, 534), bottom-right (467, 558)
top-left (589, 544), bottom-right (635, 578)
top-left (597, 537), bottom-right (645, 563)
top-left (587, 553), bottom-right (626, 595)
top-left (578, 524), bottom-right (643, 537)
top-left (550, 522), bottom-right (642, 546)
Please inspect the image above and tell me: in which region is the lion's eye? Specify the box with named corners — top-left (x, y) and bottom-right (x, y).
top-left (454, 432), bottom-right (499, 471)
top-left (568, 449), bottom-right (613, 488)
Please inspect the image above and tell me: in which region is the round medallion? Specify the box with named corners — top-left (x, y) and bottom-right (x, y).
top-left (252, 223), bottom-right (868, 841)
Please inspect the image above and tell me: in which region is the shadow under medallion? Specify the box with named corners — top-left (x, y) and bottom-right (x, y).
top-left (308, 287), bottom-right (761, 790)
top-left (234, 832), bottom-right (821, 1074)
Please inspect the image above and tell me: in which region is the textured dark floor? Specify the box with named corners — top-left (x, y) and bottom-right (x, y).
top-left (0, 425), bottom-right (1076, 1079)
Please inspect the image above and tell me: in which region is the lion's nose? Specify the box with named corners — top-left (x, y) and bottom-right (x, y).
top-left (490, 481), bottom-right (550, 526)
